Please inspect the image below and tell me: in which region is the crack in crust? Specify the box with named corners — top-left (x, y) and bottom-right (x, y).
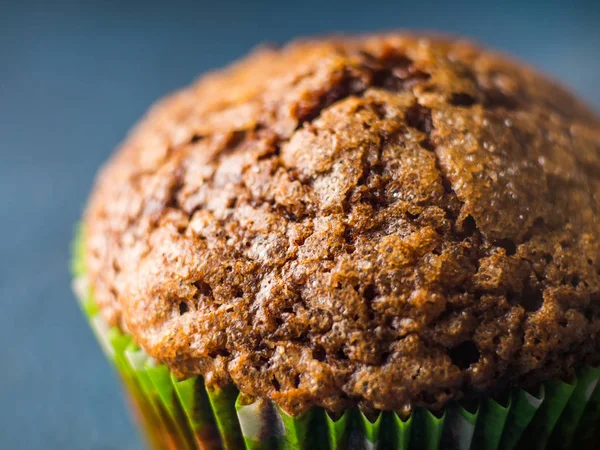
top-left (84, 34), bottom-right (600, 414)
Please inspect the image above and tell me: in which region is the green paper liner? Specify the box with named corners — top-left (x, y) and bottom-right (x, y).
top-left (173, 375), bottom-right (222, 449)
top-left (547, 366), bottom-right (600, 450)
top-left (126, 348), bottom-right (184, 450)
top-left (325, 410), bottom-right (350, 450)
top-left (517, 378), bottom-right (576, 450)
top-left (471, 395), bottom-right (511, 450)
top-left (277, 407), bottom-right (313, 450)
top-left (359, 410), bottom-right (383, 447)
top-left (571, 370), bottom-right (600, 447)
top-left (442, 402), bottom-right (478, 450)
top-left (389, 411), bottom-right (413, 450)
top-left (410, 408), bottom-right (445, 450)
top-left (71, 229), bottom-right (600, 450)
top-left (498, 385), bottom-right (545, 450)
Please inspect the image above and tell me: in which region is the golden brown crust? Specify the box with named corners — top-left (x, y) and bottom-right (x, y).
top-left (84, 33), bottom-right (600, 414)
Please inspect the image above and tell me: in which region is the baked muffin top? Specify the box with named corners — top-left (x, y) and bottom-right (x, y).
top-left (84, 33), bottom-right (600, 414)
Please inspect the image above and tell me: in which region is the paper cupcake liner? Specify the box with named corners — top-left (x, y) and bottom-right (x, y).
top-left (71, 228), bottom-right (600, 450)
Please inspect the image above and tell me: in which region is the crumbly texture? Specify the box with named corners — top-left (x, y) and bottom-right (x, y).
top-left (84, 34), bottom-right (600, 415)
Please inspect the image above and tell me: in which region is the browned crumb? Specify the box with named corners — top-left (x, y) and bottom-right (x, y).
top-left (84, 33), bottom-right (600, 415)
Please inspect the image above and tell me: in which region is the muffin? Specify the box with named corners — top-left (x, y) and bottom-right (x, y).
top-left (72, 33), bottom-right (600, 450)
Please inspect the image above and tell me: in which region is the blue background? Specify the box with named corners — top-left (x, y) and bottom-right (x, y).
top-left (1, 0), bottom-right (599, 448)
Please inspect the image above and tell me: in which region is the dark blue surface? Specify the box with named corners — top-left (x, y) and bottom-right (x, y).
top-left (0, 0), bottom-right (598, 448)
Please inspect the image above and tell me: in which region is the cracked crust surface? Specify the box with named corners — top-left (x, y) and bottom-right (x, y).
top-left (84, 34), bottom-right (600, 414)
